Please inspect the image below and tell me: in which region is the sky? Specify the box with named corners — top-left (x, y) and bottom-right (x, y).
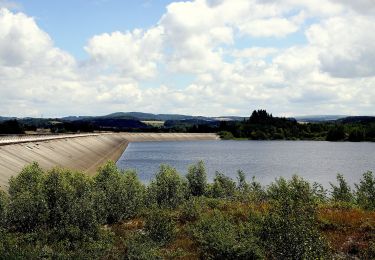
top-left (1, 0), bottom-right (375, 117)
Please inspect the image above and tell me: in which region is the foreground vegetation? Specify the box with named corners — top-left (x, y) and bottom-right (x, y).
top-left (0, 162), bottom-right (374, 259)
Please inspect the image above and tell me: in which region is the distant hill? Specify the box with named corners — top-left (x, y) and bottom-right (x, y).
top-left (339, 116), bottom-right (375, 124)
top-left (295, 115), bottom-right (347, 123)
top-left (102, 112), bottom-right (216, 121)
top-left (61, 112), bottom-right (245, 122)
top-left (0, 116), bottom-right (14, 122)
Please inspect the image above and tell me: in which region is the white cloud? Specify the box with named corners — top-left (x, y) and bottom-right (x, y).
top-left (238, 17), bottom-right (299, 38)
top-left (84, 27), bottom-right (164, 79)
top-left (1, 0), bottom-right (375, 117)
top-left (232, 47), bottom-right (278, 59)
top-left (307, 15), bottom-right (375, 78)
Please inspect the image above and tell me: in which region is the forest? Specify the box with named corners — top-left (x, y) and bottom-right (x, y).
top-left (218, 110), bottom-right (375, 141)
top-left (0, 161), bottom-right (374, 259)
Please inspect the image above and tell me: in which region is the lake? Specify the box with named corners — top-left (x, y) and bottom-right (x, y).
top-left (116, 140), bottom-right (375, 187)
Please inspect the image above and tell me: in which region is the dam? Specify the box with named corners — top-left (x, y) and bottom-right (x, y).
top-left (0, 133), bottom-right (219, 190)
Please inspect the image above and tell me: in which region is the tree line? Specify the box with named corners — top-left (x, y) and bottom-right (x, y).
top-left (2, 110), bottom-right (375, 142)
top-left (218, 109), bottom-right (375, 141)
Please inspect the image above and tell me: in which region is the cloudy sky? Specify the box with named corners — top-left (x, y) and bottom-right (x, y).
top-left (0, 0), bottom-right (375, 117)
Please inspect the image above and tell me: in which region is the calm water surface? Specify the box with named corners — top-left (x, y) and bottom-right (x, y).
top-left (116, 140), bottom-right (375, 187)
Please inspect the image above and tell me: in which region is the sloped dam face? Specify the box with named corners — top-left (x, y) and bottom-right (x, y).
top-left (0, 133), bottom-right (219, 190)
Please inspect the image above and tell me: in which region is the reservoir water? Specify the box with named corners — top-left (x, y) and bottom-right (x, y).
top-left (116, 140), bottom-right (375, 187)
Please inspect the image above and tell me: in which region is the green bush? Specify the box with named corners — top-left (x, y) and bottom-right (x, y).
top-left (312, 182), bottom-right (328, 203)
top-left (7, 163), bottom-right (48, 232)
top-left (144, 208), bottom-right (176, 245)
top-left (190, 210), bottom-right (263, 259)
top-left (210, 172), bottom-right (236, 199)
top-left (122, 169), bottom-right (145, 219)
top-left (355, 171), bottom-right (375, 210)
top-left (95, 161), bottom-right (129, 223)
top-left (43, 168), bottom-right (99, 239)
top-left (8, 162), bottom-right (45, 196)
top-left (218, 131), bottom-right (234, 140)
top-left (123, 233), bottom-right (161, 260)
top-left (186, 161), bottom-right (207, 197)
top-left (263, 176), bottom-right (330, 259)
top-left (330, 174), bottom-right (354, 203)
top-left (179, 197), bottom-right (204, 222)
top-left (236, 172), bottom-right (266, 203)
top-left (7, 191), bottom-right (48, 232)
top-left (0, 190), bottom-right (8, 227)
top-left (147, 165), bottom-right (187, 209)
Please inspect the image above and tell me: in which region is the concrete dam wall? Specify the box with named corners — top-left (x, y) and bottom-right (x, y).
top-left (0, 133), bottom-right (219, 190)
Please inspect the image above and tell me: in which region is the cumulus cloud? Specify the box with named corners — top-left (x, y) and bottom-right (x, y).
top-left (84, 27), bottom-right (164, 79)
top-left (238, 17), bottom-right (299, 38)
top-left (307, 15), bottom-right (375, 78)
top-left (1, 0), bottom-right (375, 117)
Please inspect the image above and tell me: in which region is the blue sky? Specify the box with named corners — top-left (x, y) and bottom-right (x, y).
top-left (0, 0), bottom-right (375, 117)
top-left (16, 0), bottom-right (175, 59)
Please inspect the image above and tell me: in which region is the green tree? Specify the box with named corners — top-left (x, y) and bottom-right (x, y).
top-left (7, 163), bottom-right (48, 232)
top-left (330, 174), bottom-right (353, 203)
top-left (348, 128), bottom-right (365, 142)
top-left (355, 171), bottom-right (375, 210)
top-left (263, 176), bottom-right (330, 259)
top-left (211, 172), bottom-right (236, 199)
top-left (122, 169), bottom-right (145, 219)
top-left (0, 190), bottom-right (9, 227)
top-left (148, 165), bottom-right (187, 209)
top-left (186, 161), bottom-right (207, 197)
top-left (94, 161), bottom-right (129, 223)
top-left (43, 168), bottom-right (99, 239)
top-left (326, 125), bottom-right (346, 141)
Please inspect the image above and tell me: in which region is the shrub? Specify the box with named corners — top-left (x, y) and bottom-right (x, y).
top-left (8, 162), bottom-right (45, 196)
top-left (123, 233), bottom-right (161, 260)
top-left (210, 172), bottom-right (236, 199)
top-left (95, 161), bottom-right (129, 223)
top-left (218, 131), bottom-right (234, 140)
top-left (355, 171), bottom-right (375, 210)
top-left (43, 168), bottom-right (99, 239)
top-left (147, 165), bottom-right (187, 209)
top-left (263, 176), bottom-right (330, 259)
top-left (7, 191), bottom-right (49, 232)
top-left (312, 182), bottom-right (328, 203)
top-left (236, 172), bottom-right (267, 203)
top-left (122, 169), bottom-right (145, 219)
top-left (190, 210), bottom-right (263, 259)
top-left (7, 163), bottom-right (48, 232)
top-left (0, 190), bottom-right (8, 227)
top-left (144, 208), bottom-right (176, 245)
top-left (237, 170), bottom-right (249, 193)
top-left (186, 161), bottom-right (207, 197)
top-left (330, 174), bottom-right (354, 203)
top-left (179, 197), bottom-right (204, 222)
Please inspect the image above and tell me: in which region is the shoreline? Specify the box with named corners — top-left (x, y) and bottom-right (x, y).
top-left (0, 132), bottom-right (219, 190)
